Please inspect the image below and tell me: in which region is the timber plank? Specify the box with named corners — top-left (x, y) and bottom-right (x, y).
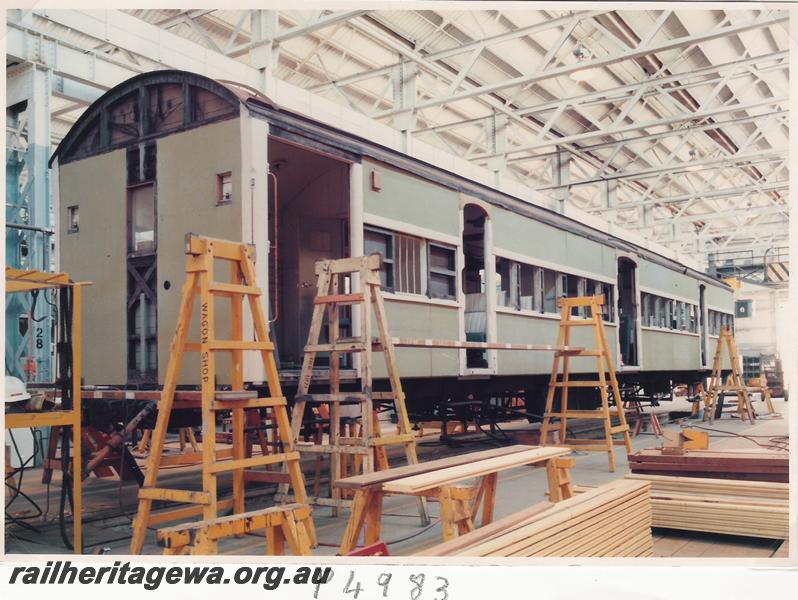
top-left (335, 445), bottom-right (537, 490)
top-left (422, 480), bottom-right (651, 558)
top-left (382, 447), bottom-right (571, 494)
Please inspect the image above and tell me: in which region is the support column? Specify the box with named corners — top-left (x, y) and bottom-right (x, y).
top-left (554, 146), bottom-right (570, 214)
top-left (5, 65), bottom-right (54, 382)
top-left (349, 161), bottom-right (364, 378)
top-left (240, 107), bottom-right (270, 382)
top-left (602, 179), bottom-right (618, 223)
top-left (392, 61), bottom-right (417, 154)
top-left (250, 10), bottom-right (279, 94)
top-left (487, 114), bottom-right (508, 189)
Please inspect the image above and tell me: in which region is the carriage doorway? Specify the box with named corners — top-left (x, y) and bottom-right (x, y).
top-left (617, 257), bottom-right (640, 367)
top-left (268, 138), bottom-right (350, 369)
top-left (699, 284), bottom-right (708, 367)
top-left (462, 204), bottom-right (491, 370)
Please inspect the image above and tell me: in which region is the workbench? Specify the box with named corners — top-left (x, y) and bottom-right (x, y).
top-left (5, 268), bottom-right (86, 553)
top-left (335, 444), bottom-right (573, 554)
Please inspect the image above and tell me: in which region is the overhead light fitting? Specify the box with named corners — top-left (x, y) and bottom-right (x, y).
top-left (569, 43), bottom-right (596, 83)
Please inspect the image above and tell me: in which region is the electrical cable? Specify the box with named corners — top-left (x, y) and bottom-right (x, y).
top-left (56, 284), bottom-right (77, 551)
top-left (679, 422), bottom-right (790, 451)
top-left (5, 429), bottom-right (44, 517)
top-left (5, 429), bottom-right (44, 535)
top-left (59, 425), bottom-right (75, 550)
top-left (312, 517), bottom-right (443, 549)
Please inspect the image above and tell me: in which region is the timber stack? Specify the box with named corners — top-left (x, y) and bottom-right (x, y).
top-left (420, 479), bottom-right (653, 557)
top-left (628, 448), bottom-right (788, 483)
top-left (625, 474), bottom-right (788, 540)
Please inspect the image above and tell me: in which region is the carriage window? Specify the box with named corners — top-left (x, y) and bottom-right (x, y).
top-left (364, 227), bottom-right (394, 289)
top-left (519, 264), bottom-right (538, 311)
top-left (597, 281), bottom-right (614, 323)
top-left (216, 172), bottom-right (233, 206)
top-left (673, 301), bottom-right (683, 330)
top-left (542, 269), bottom-right (558, 313)
top-left (128, 184), bottom-right (156, 254)
top-left (641, 293), bottom-right (653, 326)
top-left (67, 206), bottom-right (80, 233)
top-left (495, 257), bottom-right (515, 308)
top-left (394, 233), bottom-right (424, 295)
top-left (689, 304), bottom-right (698, 333)
top-left (707, 309), bottom-right (733, 335)
top-left (428, 243), bottom-right (456, 300)
top-left (562, 275), bottom-right (583, 316)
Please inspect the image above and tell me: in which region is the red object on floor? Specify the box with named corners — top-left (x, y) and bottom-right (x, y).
top-left (346, 542), bottom-right (390, 556)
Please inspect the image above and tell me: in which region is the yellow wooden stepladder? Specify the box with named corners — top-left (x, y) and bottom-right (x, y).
top-left (704, 325), bottom-right (755, 424)
top-left (129, 235), bottom-right (314, 554)
top-left (278, 254), bottom-right (429, 525)
top-left (540, 295), bottom-right (633, 472)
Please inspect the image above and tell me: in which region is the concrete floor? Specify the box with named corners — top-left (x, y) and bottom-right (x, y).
top-left (4, 396), bottom-right (788, 557)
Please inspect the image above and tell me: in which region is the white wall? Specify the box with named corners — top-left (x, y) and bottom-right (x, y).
top-left (734, 281), bottom-right (791, 392)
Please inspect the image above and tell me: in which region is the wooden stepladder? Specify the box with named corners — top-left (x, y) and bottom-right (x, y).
top-left (540, 295), bottom-right (633, 472)
top-left (129, 235), bottom-right (313, 554)
top-left (705, 325), bottom-right (755, 424)
top-left (281, 254), bottom-right (428, 524)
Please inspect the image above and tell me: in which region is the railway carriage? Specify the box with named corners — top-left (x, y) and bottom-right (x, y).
top-left (52, 70), bottom-right (734, 419)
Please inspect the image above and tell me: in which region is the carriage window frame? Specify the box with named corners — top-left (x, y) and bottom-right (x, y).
top-left (495, 256), bottom-right (516, 309)
top-left (427, 242), bottom-right (457, 300)
top-left (216, 171), bottom-right (233, 206)
top-left (364, 226), bottom-right (395, 291)
top-left (67, 205), bottom-right (80, 234)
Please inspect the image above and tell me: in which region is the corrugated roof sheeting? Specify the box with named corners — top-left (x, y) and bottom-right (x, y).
top-left (9, 7), bottom-right (788, 259)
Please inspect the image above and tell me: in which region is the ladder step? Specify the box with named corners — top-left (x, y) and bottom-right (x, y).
top-left (551, 381), bottom-right (607, 387)
top-left (368, 433), bottom-right (416, 446)
top-left (545, 410), bottom-right (622, 419)
top-left (305, 342), bottom-right (367, 353)
top-left (212, 396), bottom-right (286, 410)
top-left (564, 438), bottom-right (626, 446)
top-left (563, 351), bottom-right (603, 357)
top-left (208, 282), bottom-right (261, 296)
top-left (185, 340), bottom-right (275, 352)
top-left (243, 470), bottom-right (292, 484)
top-left (215, 391), bottom-right (258, 401)
top-left (138, 488), bottom-right (211, 505)
top-left (371, 392), bottom-right (397, 400)
top-left (559, 321), bottom-right (596, 327)
top-left (208, 451), bottom-right (301, 474)
top-left (314, 293), bottom-right (364, 305)
top-left (296, 443), bottom-right (370, 455)
top-left (276, 493), bottom-right (353, 509)
top-left (610, 425), bottom-right (629, 433)
top-left (562, 441), bottom-right (625, 451)
top-left (295, 393), bottom-right (368, 403)
top-left (335, 433), bottom-right (416, 446)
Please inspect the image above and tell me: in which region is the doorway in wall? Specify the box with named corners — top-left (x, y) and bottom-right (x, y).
top-left (699, 284), bottom-right (707, 366)
top-left (462, 204), bottom-right (489, 369)
top-left (267, 138), bottom-right (350, 369)
top-left (617, 257), bottom-right (639, 367)
top-left (126, 142), bottom-right (158, 384)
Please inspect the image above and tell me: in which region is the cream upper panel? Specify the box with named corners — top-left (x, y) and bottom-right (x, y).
top-left (155, 117), bottom-right (244, 385)
top-left (58, 149), bottom-right (128, 385)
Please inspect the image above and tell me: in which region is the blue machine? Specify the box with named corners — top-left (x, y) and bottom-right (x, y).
top-left (6, 96), bottom-right (54, 383)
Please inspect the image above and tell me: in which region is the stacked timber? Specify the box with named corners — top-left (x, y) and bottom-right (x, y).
top-left (420, 479), bottom-right (652, 557)
top-left (625, 474), bottom-right (788, 540)
top-left (628, 448), bottom-right (788, 483)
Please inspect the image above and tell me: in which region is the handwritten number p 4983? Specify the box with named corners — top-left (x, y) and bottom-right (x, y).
top-left (343, 571), bottom-right (364, 599)
top-left (434, 576), bottom-right (449, 600)
top-left (409, 573), bottom-right (425, 600)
